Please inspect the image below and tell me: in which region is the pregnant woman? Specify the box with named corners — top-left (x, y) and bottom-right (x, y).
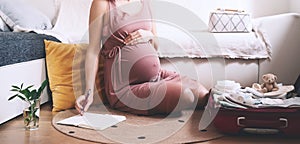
top-left (75, 0), bottom-right (209, 115)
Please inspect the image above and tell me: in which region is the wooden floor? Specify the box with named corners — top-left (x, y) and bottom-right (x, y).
top-left (1, 103), bottom-right (300, 144)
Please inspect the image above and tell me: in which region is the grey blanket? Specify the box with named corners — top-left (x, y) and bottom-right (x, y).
top-left (0, 32), bottom-right (60, 67)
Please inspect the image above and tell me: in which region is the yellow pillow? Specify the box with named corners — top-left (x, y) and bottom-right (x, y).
top-left (44, 40), bottom-right (106, 112)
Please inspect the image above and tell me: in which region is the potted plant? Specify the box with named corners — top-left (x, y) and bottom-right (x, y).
top-left (8, 80), bottom-right (48, 130)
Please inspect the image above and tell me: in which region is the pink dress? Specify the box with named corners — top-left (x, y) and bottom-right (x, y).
top-left (100, 0), bottom-right (196, 115)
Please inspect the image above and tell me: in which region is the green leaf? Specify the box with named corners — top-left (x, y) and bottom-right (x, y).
top-left (37, 80), bottom-right (48, 99)
top-left (29, 90), bottom-right (37, 100)
top-left (20, 89), bottom-right (30, 100)
top-left (17, 95), bottom-right (26, 101)
top-left (25, 85), bottom-right (34, 90)
top-left (9, 80), bottom-right (48, 102)
top-left (11, 85), bottom-right (20, 90)
top-left (8, 94), bottom-right (18, 101)
top-left (10, 89), bottom-right (20, 92)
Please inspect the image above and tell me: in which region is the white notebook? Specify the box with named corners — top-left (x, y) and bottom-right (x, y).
top-left (56, 112), bottom-right (126, 130)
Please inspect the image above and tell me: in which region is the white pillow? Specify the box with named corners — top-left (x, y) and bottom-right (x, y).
top-left (156, 23), bottom-right (200, 58)
top-left (23, 0), bottom-right (58, 25)
top-left (52, 0), bottom-right (92, 43)
top-left (0, 0), bottom-right (52, 31)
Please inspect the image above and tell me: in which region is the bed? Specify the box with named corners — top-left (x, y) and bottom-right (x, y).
top-left (0, 32), bottom-right (59, 124)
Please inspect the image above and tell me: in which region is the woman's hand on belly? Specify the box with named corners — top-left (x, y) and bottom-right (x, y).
top-left (124, 29), bottom-right (154, 45)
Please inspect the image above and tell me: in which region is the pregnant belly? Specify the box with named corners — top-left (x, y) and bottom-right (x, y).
top-left (121, 43), bottom-right (161, 84)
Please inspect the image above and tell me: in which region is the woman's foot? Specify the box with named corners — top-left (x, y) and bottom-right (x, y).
top-left (191, 87), bottom-right (210, 109)
top-left (197, 89), bottom-right (211, 109)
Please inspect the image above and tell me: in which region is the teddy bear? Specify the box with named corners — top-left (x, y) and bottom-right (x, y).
top-left (252, 73), bottom-right (279, 93)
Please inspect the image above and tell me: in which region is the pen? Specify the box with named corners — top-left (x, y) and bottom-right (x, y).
top-left (81, 89), bottom-right (91, 115)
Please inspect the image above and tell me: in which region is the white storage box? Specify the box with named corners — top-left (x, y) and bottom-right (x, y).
top-left (208, 9), bottom-right (252, 33)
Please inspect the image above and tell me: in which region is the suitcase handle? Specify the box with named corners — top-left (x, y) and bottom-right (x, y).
top-left (237, 117), bottom-right (288, 129)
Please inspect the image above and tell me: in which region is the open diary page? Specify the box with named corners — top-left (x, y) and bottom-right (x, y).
top-left (56, 112), bottom-right (126, 130)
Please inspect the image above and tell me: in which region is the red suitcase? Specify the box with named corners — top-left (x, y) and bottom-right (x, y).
top-left (213, 106), bottom-right (300, 136)
top-left (211, 77), bottom-right (300, 136)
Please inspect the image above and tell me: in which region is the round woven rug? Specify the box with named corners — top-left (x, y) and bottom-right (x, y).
top-left (52, 105), bottom-right (223, 143)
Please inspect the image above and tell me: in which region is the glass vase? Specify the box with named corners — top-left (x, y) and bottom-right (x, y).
top-left (23, 99), bottom-right (40, 130)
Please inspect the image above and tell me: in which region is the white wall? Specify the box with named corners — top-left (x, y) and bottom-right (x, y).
top-left (163, 0), bottom-right (290, 23)
top-left (23, 0), bottom-right (293, 25)
top-left (290, 0), bottom-right (300, 13)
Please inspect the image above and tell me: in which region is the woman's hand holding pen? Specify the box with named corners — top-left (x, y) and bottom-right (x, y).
top-left (75, 89), bottom-right (93, 115)
top-left (124, 29), bottom-right (154, 45)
